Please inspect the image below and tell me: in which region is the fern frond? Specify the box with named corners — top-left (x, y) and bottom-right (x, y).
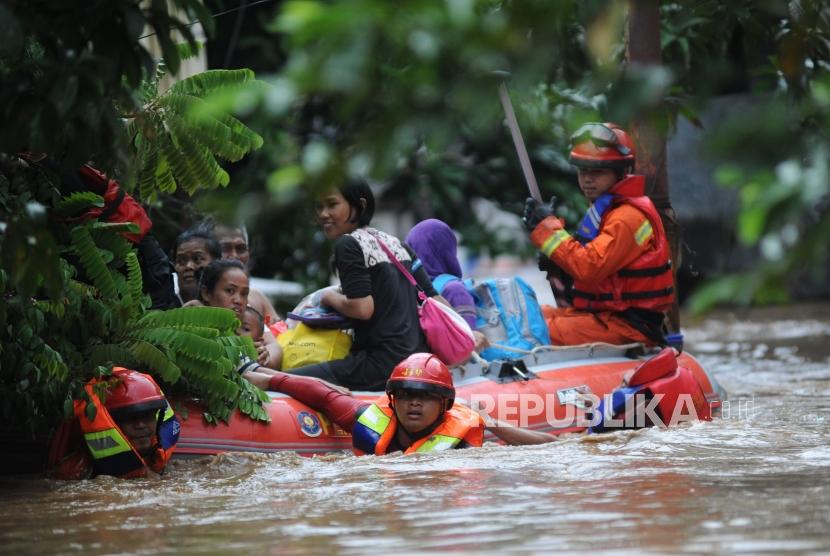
top-left (136, 131), bottom-right (160, 200)
top-left (174, 352), bottom-right (241, 405)
top-left (154, 152), bottom-right (177, 194)
top-left (55, 192), bottom-right (104, 216)
top-left (135, 328), bottom-right (226, 362)
top-left (89, 221), bottom-right (141, 235)
top-left (129, 340), bottom-right (182, 383)
top-left (170, 69), bottom-right (256, 98)
top-left (159, 93), bottom-right (263, 162)
top-left (234, 381), bottom-right (271, 423)
top-left (136, 306), bottom-right (239, 332)
top-left (218, 334), bottom-right (258, 361)
top-left (70, 226), bottom-right (117, 299)
top-left (166, 113), bottom-right (230, 192)
top-left (88, 343), bottom-right (137, 369)
top-left (125, 251), bottom-right (143, 309)
top-left (157, 128), bottom-right (201, 194)
top-left (190, 111), bottom-right (263, 162)
top-left (90, 229), bottom-right (132, 265)
top-left (215, 113), bottom-right (264, 153)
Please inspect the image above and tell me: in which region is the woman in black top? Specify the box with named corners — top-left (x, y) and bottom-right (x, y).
top-left (290, 179), bottom-right (436, 390)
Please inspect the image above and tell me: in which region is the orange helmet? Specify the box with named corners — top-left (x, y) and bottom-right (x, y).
top-left (104, 368), bottom-right (167, 422)
top-left (386, 353), bottom-right (455, 408)
top-left (568, 122), bottom-right (635, 170)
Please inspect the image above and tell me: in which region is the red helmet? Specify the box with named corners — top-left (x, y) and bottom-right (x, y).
top-left (104, 368), bottom-right (167, 422)
top-left (386, 353), bottom-right (455, 408)
top-left (568, 122), bottom-right (635, 170)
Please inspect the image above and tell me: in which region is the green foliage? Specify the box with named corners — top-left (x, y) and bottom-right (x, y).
top-left (0, 179), bottom-right (269, 432)
top-left (130, 64), bottom-right (264, 199)
top-left (0, 0), bottom-right (209, 170)
top-left (204, 0), bottom-right (829, 311)
top-left (0, 0), bottom-right (274, 436)
top-left (687, 5), bottom-right (830, 312)
top-left (201, 0), bottom-right (622, 287)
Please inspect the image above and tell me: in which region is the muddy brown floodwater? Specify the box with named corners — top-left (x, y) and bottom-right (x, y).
top-left (1, 304), bottom-right (829, 555)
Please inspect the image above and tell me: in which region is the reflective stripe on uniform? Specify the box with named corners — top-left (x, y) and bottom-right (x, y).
top-left (356, 403), bottom-right (391, 436)
top-left (414, 434), bottom-right (462, 452)
top-left (540, 229), bottom-right (570, 257)
top-left (634, 220), bottom-right (653, 246)
top-left (83, 428), bottom-right (132, 459)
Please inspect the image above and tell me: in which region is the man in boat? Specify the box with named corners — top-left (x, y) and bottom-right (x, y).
top-left (523, 122), bottom-right (674, 346)
top-left (244, 352), bottom-right (555, 454)
top-left (49, 368), bottom-right (180, 479)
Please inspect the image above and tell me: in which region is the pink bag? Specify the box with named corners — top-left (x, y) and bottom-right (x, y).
top-left (374, 235), bottom-right (475, 365)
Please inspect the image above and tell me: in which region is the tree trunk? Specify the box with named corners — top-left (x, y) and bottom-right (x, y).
top-left (626, 0), bottom-right (682, 334)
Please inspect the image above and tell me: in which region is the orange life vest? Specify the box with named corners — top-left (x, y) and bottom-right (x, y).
top-left (74, 372), bottom-right (178, 478)
top-left (351, 396), bottom-right (484, 456)
top-left (571, 177), bottom-right (675, 313)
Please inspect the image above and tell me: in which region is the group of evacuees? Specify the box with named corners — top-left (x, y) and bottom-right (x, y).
top-left (51, 123), bottom-right (677, 478)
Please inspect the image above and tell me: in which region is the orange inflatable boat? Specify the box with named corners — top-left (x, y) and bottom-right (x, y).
top-left (175, 344), bottom-right (726, 457)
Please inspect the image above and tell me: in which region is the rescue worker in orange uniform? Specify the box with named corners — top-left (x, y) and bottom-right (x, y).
top-left (49, 368), bottom-right (180, 479)
top-left (244, 352), bottom-right (555, 454)
top-left (523, 123), bottom-right (675, 346)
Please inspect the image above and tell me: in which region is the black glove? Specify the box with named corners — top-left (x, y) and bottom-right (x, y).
top-left (522, 196), bottom-right (556, 231)
top-left (537, 251), bottom-right (557, 272)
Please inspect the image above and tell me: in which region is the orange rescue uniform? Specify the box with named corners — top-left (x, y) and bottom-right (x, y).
top-left (530, 175), bottom-right (673, 345)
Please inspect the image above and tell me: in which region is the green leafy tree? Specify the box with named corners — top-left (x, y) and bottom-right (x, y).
top-left (130, 49), bottom-right (265, 199)
top-left (0, 0), bottom-right (270, 438)
top-left (209, 0), bottom-right (829, 310)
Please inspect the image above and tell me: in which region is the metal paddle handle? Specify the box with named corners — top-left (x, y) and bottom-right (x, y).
top-left (497, 82), bottom-right (542, 202)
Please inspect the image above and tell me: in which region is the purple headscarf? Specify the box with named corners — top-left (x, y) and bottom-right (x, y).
top-left (405, 219), bottom-right (463, 279)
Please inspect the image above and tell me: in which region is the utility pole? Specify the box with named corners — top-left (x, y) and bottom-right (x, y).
top-left (626, 0), bottom-right (681, 333)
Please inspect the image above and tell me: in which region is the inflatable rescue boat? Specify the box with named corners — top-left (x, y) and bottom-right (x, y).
top-left (175, 344), bottom-right (726, 457)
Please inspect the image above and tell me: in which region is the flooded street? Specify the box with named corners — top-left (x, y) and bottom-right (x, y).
top-left (2, 304), bottom-right (829, 554)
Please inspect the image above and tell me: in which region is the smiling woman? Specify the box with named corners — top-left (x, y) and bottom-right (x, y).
top-left (279, 178), bottom-right (438, 390)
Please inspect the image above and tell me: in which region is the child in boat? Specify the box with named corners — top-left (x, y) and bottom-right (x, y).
top-left (243, 352), bottom-right (555, 454)
top-left (238, 305), bottom-right (265, 342)
top-left (405, 218), bottom-right (489, 353)
top-left (186, 260), bottom-right (283, 370)
top-left (523, 123), bottom-right (674, 346)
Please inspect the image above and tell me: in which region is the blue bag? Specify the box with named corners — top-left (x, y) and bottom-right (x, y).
top-left (463, 276), bottom-right (551, 361)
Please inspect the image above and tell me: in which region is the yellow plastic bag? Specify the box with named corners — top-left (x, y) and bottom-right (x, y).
top-left (277, 323), bottom-right (352, 371)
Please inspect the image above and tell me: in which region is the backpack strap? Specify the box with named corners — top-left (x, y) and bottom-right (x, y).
top-left (432, 273), bottom-right (459, 296)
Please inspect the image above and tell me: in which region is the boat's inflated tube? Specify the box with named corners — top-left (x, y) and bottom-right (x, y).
top-left (591, 348), bottom-right (711, 432)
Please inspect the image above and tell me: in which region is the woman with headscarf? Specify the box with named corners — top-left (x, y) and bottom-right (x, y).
top-left (406, 219), bottom-right (488, 352)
